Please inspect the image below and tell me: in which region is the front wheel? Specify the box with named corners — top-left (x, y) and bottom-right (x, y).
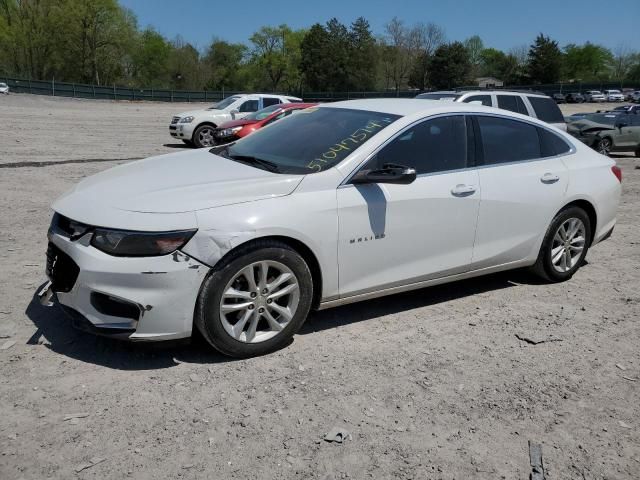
top-left (531, 207), bottom-right (591, 282)
top-left (192, 124), bottom-right (216, 148)
top-left (596, 137), bottom-right (612, 156)
top-left (195, 241), bottom-right (314, 357)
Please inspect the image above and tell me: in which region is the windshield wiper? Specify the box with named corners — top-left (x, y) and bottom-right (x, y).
top-left (228, 154), bottom-right (281, 173)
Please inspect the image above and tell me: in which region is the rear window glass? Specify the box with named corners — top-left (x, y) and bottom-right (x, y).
top-left (262, 97), bottom-right (281, 107)
top-left (538, 128), bottom-right (572, 157)
top-left (528, 96), bottom-right (565, 124)
top-left (477, 116), bottom-right (541, 165)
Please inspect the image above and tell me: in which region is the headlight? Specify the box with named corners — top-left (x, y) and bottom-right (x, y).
top-left (179, 116), bottom-right (194, 123)
top-left (91, 228), bottom-right (197, 257)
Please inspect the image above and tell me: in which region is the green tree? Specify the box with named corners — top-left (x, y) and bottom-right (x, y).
top-left (464, 34), bottom-right (484, 78)
top-left (428, 42), bottom-right (471, 89)
top-left (203, 39), bottom-right (247, 90)
top-left (130, 28), bottom-right (172, 87)
top-left (563, 42), bottom-right (612, 80)
top-left (300, 23), bottom-right (334, 91)
top-left (348, 17), bottom-right (377, 90)
top-left (527, 34), bottom-right (562, 83)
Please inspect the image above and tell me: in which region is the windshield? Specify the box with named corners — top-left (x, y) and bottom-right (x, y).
top-left (215, 107), bottom-right (400, 174)
top-left (416, 93), bottom-right (460, 101)
top-left (244, 104), bottom-right (283, 121)
top-left (579, 114), bottom-right (618, 126)
top-left (208, 95), bottom-right (241, 110)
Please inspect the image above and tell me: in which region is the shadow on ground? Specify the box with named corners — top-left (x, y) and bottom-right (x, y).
top-left (25, 269), bottom-right (541, 370)
top-left (163, 143), bottom-right (192, 149)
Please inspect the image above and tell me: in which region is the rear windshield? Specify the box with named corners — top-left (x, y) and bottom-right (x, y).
top-left (527, 96), bottom-right (565, 124)
top-left (216, 107), bottom-right (400, 174)
top-left (580, 114), bottom-right (618, 126)
top-left (416, 93), bottom-right (460, 101)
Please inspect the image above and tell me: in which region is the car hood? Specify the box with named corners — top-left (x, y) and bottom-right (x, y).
top-left (176, 109), bottom-right (226, 119)
top-left (218, 118), bottom-right (258, 129)
top-left (569, 120), bottom-right (614, 134)
top-left (52, 149), bottom-right (304, 228)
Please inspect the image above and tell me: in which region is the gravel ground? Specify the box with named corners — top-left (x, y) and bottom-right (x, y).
top-left (0, 94), bottom-right (639, 479)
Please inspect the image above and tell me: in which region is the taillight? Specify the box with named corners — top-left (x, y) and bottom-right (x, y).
top-left (611, 165), bottom-right (622, 183)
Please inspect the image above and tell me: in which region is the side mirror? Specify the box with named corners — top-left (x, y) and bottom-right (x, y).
top-left (352, 163), bottom-right (417, 185)
top-left (230, 109), bottom-right (239, 119)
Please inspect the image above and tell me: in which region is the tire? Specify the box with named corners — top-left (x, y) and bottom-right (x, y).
top-left (182, 139), bottom-right (194, 147)
top-left (531, 206), bottom-right (591, 282)
top-left (192, 124), bottom-right (216, 148)
top-left (596, 137), bottom-right (612, 156)
top-left (194, 240), bottom-right (314, 358)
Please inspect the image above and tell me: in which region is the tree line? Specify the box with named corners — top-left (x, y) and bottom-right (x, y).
top-left (1, 0), bottom-right (639, 93)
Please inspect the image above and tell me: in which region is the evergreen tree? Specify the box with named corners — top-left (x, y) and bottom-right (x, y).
top-left (527, 34), bottom-right (562, 83)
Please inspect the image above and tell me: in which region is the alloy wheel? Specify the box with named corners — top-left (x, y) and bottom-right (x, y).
top-left (597, 138), bottom-right (611, 156)
top-left (550, 218), bottom-right (586, 273)
top-left (219, 260), bottom-right (300, 343)
top-left (197, 127), bottom-right (215, 147)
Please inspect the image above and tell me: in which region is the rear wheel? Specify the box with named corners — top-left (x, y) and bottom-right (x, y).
top-left (192, 124), bottom-right (216, 148)
top-left (195, 241), bottom-right (314, 357)
top-left (531, 207), bottom-right (591, 282)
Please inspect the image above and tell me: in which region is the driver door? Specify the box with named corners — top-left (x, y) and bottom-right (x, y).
top-left (336, 115), bottom-right (480, 298)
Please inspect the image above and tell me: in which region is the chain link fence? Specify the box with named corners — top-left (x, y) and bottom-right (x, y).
top-left (1, 76), bottom-right (638, 103)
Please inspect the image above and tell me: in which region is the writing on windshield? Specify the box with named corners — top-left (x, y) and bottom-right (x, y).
top-left (307, 118), bottom-right (395, 172)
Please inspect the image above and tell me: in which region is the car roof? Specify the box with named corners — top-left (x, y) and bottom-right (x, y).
top-left (319, 98), bottom-right (509, 117)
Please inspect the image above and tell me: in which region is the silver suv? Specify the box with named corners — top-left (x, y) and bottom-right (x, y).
top-left (416, 90), bottom-right (566, 131)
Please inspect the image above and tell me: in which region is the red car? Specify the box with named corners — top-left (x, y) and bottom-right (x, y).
top-left (214, 102), bottom-right (317, 144)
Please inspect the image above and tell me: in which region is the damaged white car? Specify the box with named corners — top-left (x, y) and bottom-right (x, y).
top-left (42, 100), bottom-right (621, 357)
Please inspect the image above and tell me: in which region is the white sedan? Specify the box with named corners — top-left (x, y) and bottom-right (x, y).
top-left (0, 82), bottom-right (9, 94)
top-left (42, 100), bottom-right (621, 357)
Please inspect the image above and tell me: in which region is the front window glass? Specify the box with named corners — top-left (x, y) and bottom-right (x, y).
top-left (215, 107), bottom-right (400, 174)
top-left (208, 95), bottom-right (242, 110)
top-left (463, 95), bottom-right (492, 106)
top-left (239, 100), bottom-right (259, 113)
top-left (369, 115), bottom-right (467, 175)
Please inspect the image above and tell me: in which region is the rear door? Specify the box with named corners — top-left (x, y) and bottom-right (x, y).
top-left (614, 114), bottom-right (640, 150)
top-left (471, 114), bottom-right (571, 269)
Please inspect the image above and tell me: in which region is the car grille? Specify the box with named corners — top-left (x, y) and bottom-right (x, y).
top-left (46, 242), bottom-right (80, 293)
top-left (171, 116), bottom-right (180, 125)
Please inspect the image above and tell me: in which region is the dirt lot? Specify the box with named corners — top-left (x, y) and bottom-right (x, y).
top-left (1, 94), bottom-right (639, 479)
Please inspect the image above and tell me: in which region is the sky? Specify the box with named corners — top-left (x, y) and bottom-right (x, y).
top-left (119, 0), bottom-right (640, 52)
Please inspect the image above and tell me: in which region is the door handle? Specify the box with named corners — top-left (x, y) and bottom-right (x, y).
top-left (541, 172), bottom-right (560, 184)
top-left (451, 184), bottom-right (477, 197)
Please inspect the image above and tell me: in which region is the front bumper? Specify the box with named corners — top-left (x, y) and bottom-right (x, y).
top-left (44, 228), bottom-right (209, 341)
top-left (169, 121), bottom-right (196, 141)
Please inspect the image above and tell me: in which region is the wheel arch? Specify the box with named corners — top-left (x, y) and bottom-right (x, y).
top-left (192, 121), bottom-right (217, 139)
top-left (558, 199), bottom-right (598, 246)
top-left (208, 235), bottom-right (324, 310)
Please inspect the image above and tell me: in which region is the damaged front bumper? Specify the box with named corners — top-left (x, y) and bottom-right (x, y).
top-left (43, 227), bottom-right (210, 341)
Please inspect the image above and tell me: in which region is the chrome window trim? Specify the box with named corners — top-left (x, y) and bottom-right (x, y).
top-left (339, 111), bottom-right (576, 187)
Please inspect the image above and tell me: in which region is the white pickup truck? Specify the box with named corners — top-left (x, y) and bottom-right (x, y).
top-left (170, 93), bottom-right (302, 147)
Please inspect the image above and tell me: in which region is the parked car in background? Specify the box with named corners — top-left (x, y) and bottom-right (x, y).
top-left (630, 91), bottom-right (640, 103)
top-left (610, 105), bottom-right (640, 114)
top-left (567, 112), bottom-right (640, 156)
top-left (565, 92), bottom-right (585, 103)
top-left (415, 90), bottom-right (566, 130)
top-left (584, 90), bottom-right (606, 102)
top-left (169, 93), bottom-right (303, 148)
top-left (604, 90), bottom-right (625, 102)
top-left (214, 103), bottom-right (317, 144)
top-left (551, 92), bottom-right (566, 104)
top-left (0, 82), bottom-right (9, 94)
top-left (622, 88), bottom-right (635, 101)
top-left (42, 99), bottom-right (620, 357)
